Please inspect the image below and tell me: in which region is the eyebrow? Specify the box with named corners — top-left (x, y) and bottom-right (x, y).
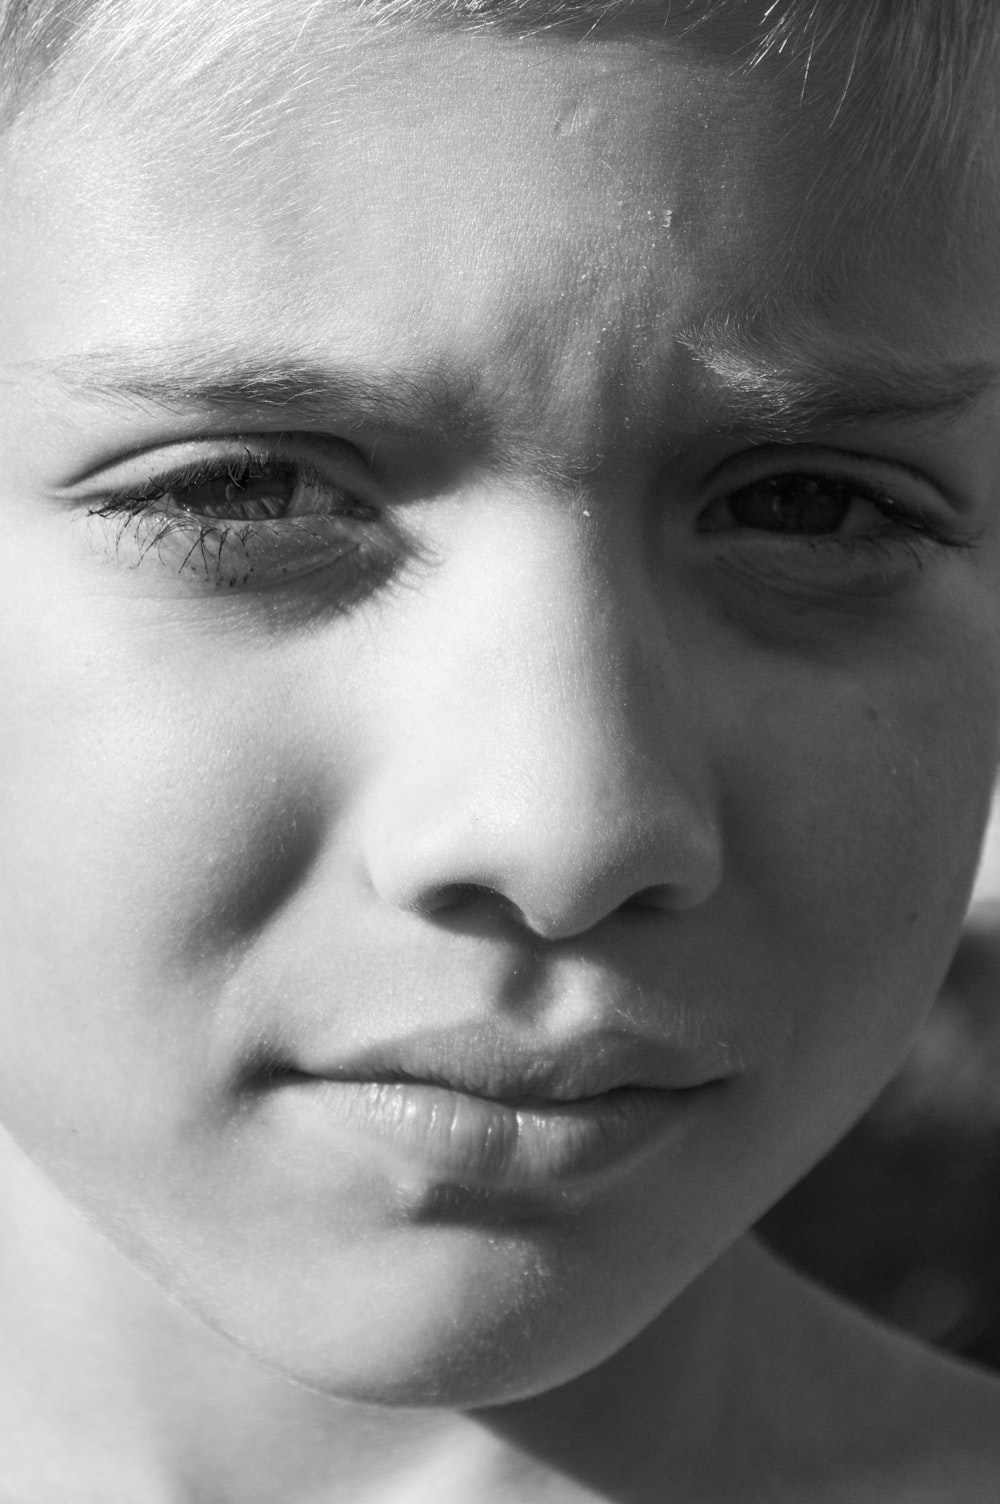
top-left (677, 335), bottom-right (1000, 442)
top-left (13, 338), bottom-right (1000, 451)
top-left (14, 348), bottom-right (485, 445)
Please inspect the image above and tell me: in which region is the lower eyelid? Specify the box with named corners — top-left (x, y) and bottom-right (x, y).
top-left (82, 497), bottom-right (399, 594)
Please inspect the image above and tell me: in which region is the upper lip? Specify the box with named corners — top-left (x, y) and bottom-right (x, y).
top-left (288, 1023), bottom-right (729, 1101)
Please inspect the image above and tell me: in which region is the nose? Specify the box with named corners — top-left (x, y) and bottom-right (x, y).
top-left (357, 502), bottom-right (723, 941)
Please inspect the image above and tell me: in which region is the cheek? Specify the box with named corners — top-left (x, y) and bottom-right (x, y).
top-left (0, 613), bottom-right (348, 1160)
top-left (725, 632), bottom-right (1000, 1134)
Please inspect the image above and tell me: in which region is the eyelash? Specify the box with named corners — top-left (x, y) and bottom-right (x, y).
top-left (85, 449), bottom-right (384, 588)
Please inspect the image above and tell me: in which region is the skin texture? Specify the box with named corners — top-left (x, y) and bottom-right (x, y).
top-left (2, 4), bottom-right (1000, 1498)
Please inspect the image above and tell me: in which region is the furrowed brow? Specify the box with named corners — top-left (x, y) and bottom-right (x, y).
top-left (13, 338), bottom-right (999, 458)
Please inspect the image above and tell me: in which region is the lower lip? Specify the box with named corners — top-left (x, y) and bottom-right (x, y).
top-left (270, 1076), bottom-right (706, 1189)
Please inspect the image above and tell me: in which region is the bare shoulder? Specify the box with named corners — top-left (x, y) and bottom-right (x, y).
top-left (736, 1237), bottom-right (1000, 1504)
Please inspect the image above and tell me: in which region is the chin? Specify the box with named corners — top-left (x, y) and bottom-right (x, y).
top-left (261, 1327), bottom-right (612, 1411)
top-left (171, 1235), bottom-right (660, 1412)
top-left (228, 1293), bottom-right (614, 1410)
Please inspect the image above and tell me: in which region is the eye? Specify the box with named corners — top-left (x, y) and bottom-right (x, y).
top-left (699, 472), bottom-right (903, 539)
top-left (158, 453), bottom-right (319, 520)
top-left (692, 448), bottom-right (979, 600)
top-left (80, 439), bottom-right (400, 593)
top-left (103, 447), bottom-right (376, 523)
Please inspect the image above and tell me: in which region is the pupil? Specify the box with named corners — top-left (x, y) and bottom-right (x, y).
top-left (183, 466), bottom-right (296, 520)
top-left (731, 477), bottom-right (852, 534)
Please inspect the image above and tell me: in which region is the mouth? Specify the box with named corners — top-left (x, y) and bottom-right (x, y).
top-left (263, 1028), bottom-right (728, 1190)
top-left (273, 1077), bottom-right (715, 1189)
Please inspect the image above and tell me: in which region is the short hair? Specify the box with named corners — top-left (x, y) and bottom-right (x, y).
top-left (2, 0), bottom-right (998, 241)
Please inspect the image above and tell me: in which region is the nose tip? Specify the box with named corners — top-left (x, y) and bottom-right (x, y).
top-left (362, 760), bottom-right (722, 942)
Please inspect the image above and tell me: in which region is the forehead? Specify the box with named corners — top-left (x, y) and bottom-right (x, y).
top-left (1, 16), bottom-right (775, 319)
top-left (2, 0), bottom-right (999, 466)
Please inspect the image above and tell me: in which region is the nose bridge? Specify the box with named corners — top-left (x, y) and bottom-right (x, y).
top-left (363, 501), bottom-right (721, 934)
top-left (477, 524), bottom-right (671, 807)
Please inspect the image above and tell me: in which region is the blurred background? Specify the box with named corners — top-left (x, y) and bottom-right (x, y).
top-left (759, 792), bottom-right (1000, 1373)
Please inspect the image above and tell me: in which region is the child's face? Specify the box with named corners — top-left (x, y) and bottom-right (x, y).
top-left (2, 4), bottom-right (1000, 1405)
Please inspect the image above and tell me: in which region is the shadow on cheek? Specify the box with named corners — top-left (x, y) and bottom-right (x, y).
top-left (175, 798), bottom-right (328, 962)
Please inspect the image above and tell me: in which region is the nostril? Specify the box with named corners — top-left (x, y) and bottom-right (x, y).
top-left (410, 880), bottom-right (677, 936)
top-left (413, 882), bottom-right (512, 918)
top-left (622, 884), bottom-right (677, 914)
